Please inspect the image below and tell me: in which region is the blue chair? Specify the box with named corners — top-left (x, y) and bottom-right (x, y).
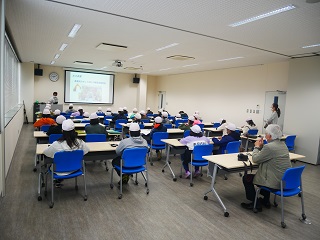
top-left (141, 119), bottom-right (150, 123)
top-left (110, 148), bottom-right (149, 199)
top-left (183, 130), bottom-right (190, 138)
top-left (45, 150), bottom-right (87, 208)
top-left (212, 122), bottom-right (220, 128)
top-left (164, 123), bottom-right (173, 129)
top-left (225, 141), bottom-right (241, 154)
top-left (188, 144), bottom-right (213, 187)
top-left (49, 134), bottom-right (62, 144)
top-left (197, 123), bottom-right (204, 131)
top-left (103, 119), bottom-right (111, 126)
top-left (253, 166), bottom-right (307, 228)
top-left (175, 119), bottom-right (188, 127)
top-left (104, 115), bottom-right (113, 120)
top-left (81, 119), bottom-right (90, 123)
top-left (285, 135), bottom-right (296, 152)
top-left (40, 124), bottom-right (51, 132)
top-left (247, 129), bottom-right (258, 135)
top-left (149, 132), bottom-right (169, 165)
top-left (115, 119), bottom-right (127, 131)
top-left (168, 116), bottom-right (175, 121)
top-left (96, 112), bottom-right (105, 116)
top-left (85, 134), bottom-right (107, 142)
top-left (75, 115), bottom-right (83, 119)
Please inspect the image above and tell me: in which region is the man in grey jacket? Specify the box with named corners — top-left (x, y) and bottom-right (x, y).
top-left (241, 124), bottom-right (291, 211)
top-left (112, 123), bottom-right (149, 184)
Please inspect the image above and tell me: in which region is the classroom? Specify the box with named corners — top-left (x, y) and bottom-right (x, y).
top-left (0, 1), bottom-right (319, 239)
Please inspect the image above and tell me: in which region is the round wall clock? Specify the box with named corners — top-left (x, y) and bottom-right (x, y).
top-left (49, 72), bottom-right (59, 82)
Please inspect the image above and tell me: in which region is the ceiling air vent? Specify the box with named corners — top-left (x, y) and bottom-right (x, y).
top-left (167, 55), bottom-right (195, 61)
top-left (96, 43), bottom-right (127, 52)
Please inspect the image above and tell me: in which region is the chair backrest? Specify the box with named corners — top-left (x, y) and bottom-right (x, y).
top-left (141, 119), bottom-right (150, 123)
top-left (282, 165), bottom-right (305, 190)
top-left (81, 119), bottom-right (90, 123)
top-left (85, 134), bottom-right (107, 142)
top-left (96, 113), bottom-right (105, 116)
top-left (152, 132), bottom-right (169, 145)
top-left (103, 119), bottom-right (110, 125)
top-left (247, 129), bottom-right (258, 135)
top-left (197, 123), bottom-right (204, 130)
top-left (285, 135), bottom-right (296, 150)
top-left (212, 122), bottom-right (220, 128)
top-left (164, 123), bottom-right (173, 129)
top-left (168, 116), bottom-right (175, 121)
top-left (139, 124), bottom-right (145, 129)
top-left (53, 150), bottom-right (84, 172)
top-left (183, 130), bottom-right (190, 138)
top-left (175, 119), bottom-right (187, 127)
top-left (193, 144), bottom-right (214, 161)
top-left (122, 147), bottom-right (148, 167)
top-left (49, 134), bottom-right (63, 143)
top-left (75, 115), bottom-right (83, 119)
top-left (104, 115), bottom-right (113, 120)
top-left (40, 124), bottom-right (51, 132)
top-left (115, 119), bottom-right (128, 130)
top-left (225, 141), bottom-right (241, 154)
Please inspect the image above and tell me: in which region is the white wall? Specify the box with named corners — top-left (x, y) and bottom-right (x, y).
top-left (154, 62), bottom-right (289, 132)
top-left (284, 56), bottom-right (320, 165)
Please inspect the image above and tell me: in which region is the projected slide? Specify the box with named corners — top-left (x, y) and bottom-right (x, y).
top-left (65, 70), bottom-right (114, 104)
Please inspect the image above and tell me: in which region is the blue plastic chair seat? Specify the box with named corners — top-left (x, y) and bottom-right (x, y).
top-left (148, 144), bottom-right (165, 150)
top-left (191, 160), bottom-right (208, 167)
top-left (114, 165), bottom-right (146, 174)
top-left (51, 170), bottom-right (83, 179)
top-left (260, 186), bottom-right (301, 197)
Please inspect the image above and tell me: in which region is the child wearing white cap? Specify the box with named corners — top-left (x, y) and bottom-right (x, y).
top-left (129, 108), bottom-right (138, 119)
top-left (150, 116), bottom-right (168, 160)
top-left (146, 107), bottom-right (153, 115)
top-left (216, 118), bottom-right (228, 136)
top-left (105, 107), bottom-right (113, 116)
top-left (179, 125), bottom-right (210, 178)
top-left (71, 106), bottom-right (84, 117)
top-left (85, 113), bottom-right (108, 136)
top-left (212, 123), bottom-right (241, 154)
top-left (96, 107), bottom-right (105, 116)
top-left (65, 103), bottom-right (76, 114)
top-left (161, 111), bottom-right (171, 124)
top-left (178, 116), bottom-right (195, 131)
top-left (193, 114), bottom-right (201, 125)
top-left (110, 107), bottom-right (127, 129)
top-left (112, 123), bottom-right (149, 184)
top-left (34, 108), bottom-right (56, 128)
top-left (46, 115), bottom-right (66, 136)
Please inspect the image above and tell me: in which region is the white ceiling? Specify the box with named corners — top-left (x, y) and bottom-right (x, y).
top-left (5, 0), bottom-right (320, 76)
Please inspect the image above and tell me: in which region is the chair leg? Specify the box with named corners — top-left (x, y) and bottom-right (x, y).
top-left (110, 167), bottom-right (114, 189)
top-left (83, 162), bottom-right (87, 201)
top-left (253, 187), bottom-right (261, 213)
top-left (38, 172), bottom-right (43, 201)
top-left (50, 171), bottom-right (54, 208)
top-left (189, 163), bottom-right (193, 187)
top-left (145, 170), bottom-right (149, 194)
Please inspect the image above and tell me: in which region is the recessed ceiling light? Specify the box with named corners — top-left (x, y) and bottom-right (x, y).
top-left (68, 24), bottom-right (82, 38)
top-left (129, 55), bottom-right (143, 60)
top-left (167, 55), bottom-right (195, 61)
top-left (156, 43), bottom-right (179, 51)
top-left (218, 57), bottom-right (243, 62)
top-left (159, 68), bottom-right (171, 71)
top-left (59, 43), bottom-right (68, 51)
top-left (74, 61), bottom-right (93, 65)
top-left (229, 5), bottom-right (296, 27)
top-left (50, 61), bottom-right (55, 65)
top-left (54, 54), bottom-right (60, 59)
top-left (182, 64), bottom-right (199, 67)
top-left (302, 43), bottom-right (320, 49)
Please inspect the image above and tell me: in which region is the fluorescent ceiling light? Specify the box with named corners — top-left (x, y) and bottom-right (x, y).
top-left (156, 43), bottom-right (179, 51)
top-left (54, 54), bottom-right (60, 59)
top-left (182, 64), bottom-right (199, 68)
top-left (129, 55), bottom-right (143, 60)
top-left (59, 43), bottom-right (68, 51)
top-left (50, 61), bottom-right (55, 65)
top-left (159, 68), bottom-right (171, 71)
top-left (68, 24), bottom-right (82, 38)
top-left (218, 57), bottom-right (243, 62)
top-left (229, 5), bottom-right (296, 27)
top-left (302, 43), bottom-right (320, 49)
top-left (73, 61), bottom-right (93, 66)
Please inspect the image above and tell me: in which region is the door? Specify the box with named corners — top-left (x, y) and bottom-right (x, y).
top-left (158, 91), bottom-right (166, 110)
top-left (263, 91), bottom-right (286, 131)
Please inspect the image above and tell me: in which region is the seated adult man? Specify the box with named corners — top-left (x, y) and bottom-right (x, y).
top-left (212, 123), bottom-right (240, 154)
top-left (85, 113), bottom-right (108, 136)
top-left (241, 124), bottom-right (291, 211)
top-left (112, 123), bottom-right (149, 184)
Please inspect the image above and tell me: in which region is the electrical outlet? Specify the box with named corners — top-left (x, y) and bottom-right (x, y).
top-left (250, 109), bottom-right (252, 113)
top-left (256, 110), bottom-right (259, 114)
top-left (253, 110), bottom-right (255, 113)
top-left (247, 109), bottom-right (249, 113)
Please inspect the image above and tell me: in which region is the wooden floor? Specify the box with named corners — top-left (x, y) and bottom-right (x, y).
top-left (0, 124), bottom-right (319, 240)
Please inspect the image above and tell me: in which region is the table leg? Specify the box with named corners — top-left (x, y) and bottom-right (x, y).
top-left (204, 163), bottom-right (229, 217)
top-left (161, 143), bottom-right (177, 182)
top-left (245, 138), bottom-right (249, 152)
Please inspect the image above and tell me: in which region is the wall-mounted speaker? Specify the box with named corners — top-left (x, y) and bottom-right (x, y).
top-left (34, 68), bottom-right (43, 76)
top-left (133, 77), bottom-right (140, 83)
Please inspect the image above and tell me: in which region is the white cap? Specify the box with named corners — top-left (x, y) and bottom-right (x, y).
top-left (123, 107), bottom-right (127, 110)
top-left (118, 107), bottom-right (123, 112)
top-left (132, 108), bottom-right (138, 112)
top-left (89, 113), bottom-right (98, 119)
top-left (266, 124), bottom-right (282, 139)
top-left (129, 122), bottom-right (140, 131)
top-left (106, 108), bottom-right (111, 111)
top-left (155, 116), bottom-right (162, 123)
top-left (46, 103), bottom-right (51, 107)
top-left (83, 112), bottom-right (90, 118)
top-left (77, 106), bottom-right (83, 110)
top-left (226, 123), bottom-right (236, 131)
top-left (246, 117), bottom-right (252, 122)
top-left (193, 114), bottom-right (199, 119)
top-left (147, 107), bottom-right (150, 110)
top-left (56, 115), bottom-right (66, 124)
top-left (62, 119), bottom-right (75, 131)
top-left (134, 113), bottom-right (141, 119)
top-left (176, 113), bottom-right (181, 118)
top-left (69, 103), bottom-right (73, 107)
top-left (98, 107), bottom-right (102, 111)
top-left (191, 125), bottom-right (201, 134)
top-left (54, 109), bottom-right (61, 115)
top-left (188, 116), bottom-right (195, 121)
top-left (140, 110), bottom-right (146, 115)
top-left (43, 109), bottom-right (50, 115)
top-left (105, 112), bottom-right (112, 116)
top-left (162, 112), bottom-right (168, 118)
top-left (44, 106), bottom-right (50, 110)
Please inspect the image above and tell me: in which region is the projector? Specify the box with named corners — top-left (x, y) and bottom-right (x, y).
top-left (112, 60), bottom-right (123, 67)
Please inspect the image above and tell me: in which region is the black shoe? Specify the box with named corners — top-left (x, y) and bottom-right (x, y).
top-left (241, 202), bottom-right (262, 212)
top-left (259, 197), bottom-right (271, 209)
